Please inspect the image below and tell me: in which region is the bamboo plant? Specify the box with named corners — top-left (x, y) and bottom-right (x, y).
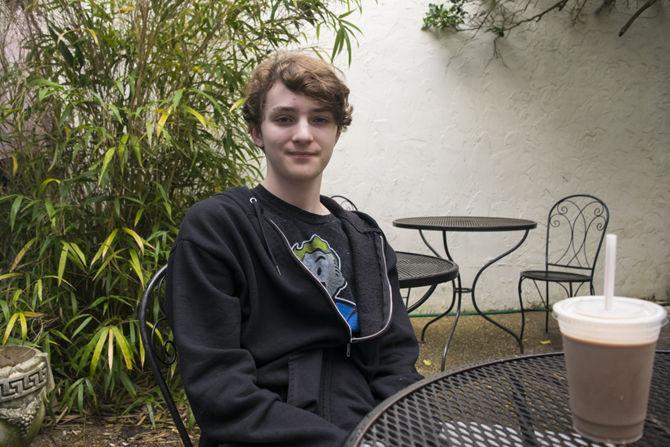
top-left (0, 0), bottom-right (362, 418)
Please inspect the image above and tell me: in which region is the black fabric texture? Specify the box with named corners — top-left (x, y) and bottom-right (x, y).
top-left (253, 185), bottom-right (358, 334)
top-left (166, 186), bottom-right (423, 447)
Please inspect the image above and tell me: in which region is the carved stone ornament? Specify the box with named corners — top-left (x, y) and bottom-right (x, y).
top-left (0, 346), bottom-right (54, 447)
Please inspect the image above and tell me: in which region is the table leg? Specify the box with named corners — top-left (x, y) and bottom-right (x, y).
top-left (420, 278), bottom-right (458, 342)
top-left (406, 284), bottom-right (438, 314)
top-left (467, 230), bottom-right (530, 353)
top-left (440, 276), bottom-right (462, 371)
top-left (416, 229), bottom-right (529, 368)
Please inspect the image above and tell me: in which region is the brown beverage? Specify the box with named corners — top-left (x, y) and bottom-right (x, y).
top-left (563, 335), bottom-right (657, 443)
top-left (553, 296), bottom-right (667, 444)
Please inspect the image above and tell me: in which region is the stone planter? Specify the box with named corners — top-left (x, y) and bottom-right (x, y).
top-left (0, 346), bottom-right (54, 447)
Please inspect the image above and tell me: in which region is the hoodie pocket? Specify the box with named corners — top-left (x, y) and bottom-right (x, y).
top-left (287, 350), bottom-right (323, 414)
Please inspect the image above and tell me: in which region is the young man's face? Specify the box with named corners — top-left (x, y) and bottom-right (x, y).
top-left (251, 81), bottom-right (340, 188)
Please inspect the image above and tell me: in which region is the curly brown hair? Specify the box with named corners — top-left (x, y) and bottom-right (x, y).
top-left (242, 51), bottom-right (353, 132)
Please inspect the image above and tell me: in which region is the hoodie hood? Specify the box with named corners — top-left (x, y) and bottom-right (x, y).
top-left (222, 186), bottom-right (393, 342)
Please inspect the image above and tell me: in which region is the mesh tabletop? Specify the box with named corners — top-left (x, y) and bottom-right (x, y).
top-left (396, 252), bottom-right (458, 289)
top-left (393, 216), bottom-right (537, 232)
top-left (346, 352), bottom-right (670, 447)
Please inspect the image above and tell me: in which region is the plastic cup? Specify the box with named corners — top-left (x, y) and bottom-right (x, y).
top-left (553, 296), bottom-right (667, 444)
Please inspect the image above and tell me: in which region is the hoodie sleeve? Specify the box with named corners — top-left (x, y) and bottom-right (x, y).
top-left (166, 204), bottom-right (347, 446)
top-left (367, 243), bottom-right (424, 401)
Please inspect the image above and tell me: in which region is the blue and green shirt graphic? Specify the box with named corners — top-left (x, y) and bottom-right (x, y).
top-left (292, 235), bottom-right (359, 334)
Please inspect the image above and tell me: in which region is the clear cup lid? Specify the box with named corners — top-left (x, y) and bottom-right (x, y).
top-left (553, 296), bottom-right (668, 344)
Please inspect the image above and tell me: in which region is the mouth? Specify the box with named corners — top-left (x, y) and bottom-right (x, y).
top-left (288, 151), bottom-right (317, 157)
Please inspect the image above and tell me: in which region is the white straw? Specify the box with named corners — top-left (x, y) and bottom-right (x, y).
top-left (603, 234), bottom-right (617, 310)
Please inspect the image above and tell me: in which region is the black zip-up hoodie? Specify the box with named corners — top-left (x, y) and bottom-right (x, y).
top-left (167, 187), bottom-right (422, 447)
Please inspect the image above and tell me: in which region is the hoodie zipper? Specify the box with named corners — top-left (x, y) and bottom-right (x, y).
top-left (267, 218), bottom-right (354, 349)
top-left (349, 234), bottom-right (394, 342)
top-left (261, 215), bottom-right (394, 352)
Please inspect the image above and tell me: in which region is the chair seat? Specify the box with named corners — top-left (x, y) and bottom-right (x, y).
top-left (520, 270), bottom-right (592, 283)
top-left (396, 252), bottom-right (458, 289)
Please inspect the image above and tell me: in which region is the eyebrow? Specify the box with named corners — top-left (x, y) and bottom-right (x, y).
top-left (268, 106), bottom-right (332, 114)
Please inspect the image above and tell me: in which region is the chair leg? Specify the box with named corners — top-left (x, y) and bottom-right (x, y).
top-left (544, 281), bottom-right (550, 334)
top-left (404, 287), bottom-right (411, 309)
top-left (517, 276), bottom-right (526, 354)
top-left (569, 282), bottom-right (573, 297)
top-left (590, 281), bottom-right (595, 295)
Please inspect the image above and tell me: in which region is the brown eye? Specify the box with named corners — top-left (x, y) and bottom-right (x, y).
top-left (274, 115), bottom-right (293, 125)
top-left (312, 115), bottom-right (332, 125)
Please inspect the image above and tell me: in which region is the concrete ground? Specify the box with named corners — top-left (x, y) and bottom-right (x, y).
top-left (411, 306), bottom-right (670, 377)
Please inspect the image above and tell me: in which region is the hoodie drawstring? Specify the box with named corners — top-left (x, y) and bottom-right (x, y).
top-left (250, 197), bottom-right (282, 276)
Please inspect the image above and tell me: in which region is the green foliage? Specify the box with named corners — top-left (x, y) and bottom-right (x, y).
top-left (0, 0), bottom-right (361, 417)
top-left (422, 1), bottom-right (467, 30)
top-left (421, 0), bottom-right (664, 38)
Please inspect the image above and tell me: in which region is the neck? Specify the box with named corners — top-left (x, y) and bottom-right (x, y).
top-left (261, 176), bottom-right (329, 215)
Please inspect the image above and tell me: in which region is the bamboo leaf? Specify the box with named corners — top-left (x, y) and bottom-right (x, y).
top-left (117, 5), bottom-right (136, 14)
top-left (123, 227), bottom-right (145, 255)
top-left (3, 313), bottom-right (19, 344)
top-left (43, 274), bottom-right (74, 289)
top-left (36, 279), bottom-right (43, 302)
top-left (90, 229), bottom-right (118, 266)
top-left (171, 89), bottom-right (184, 109)
top-left (84, 27), bottom-right (99, 45)
top-left (131, 136), bottom-right (143, 168)
top-left (0, 273), bottom-right (21, 282)
top-left (129, 250), bottom-right (144, 287)
top-left (98, 147), bottom-right (116, 185)
top-left (38, 177), bottom-right (61, 195)
top-left (44, 200), bottom-right (56, 227)
top-left (11, 155), bottom-right (17, 176)
top-left (57, 243), bottom-right (69, 286)
top-left (0, 302), bottom-right (8, 323)
top-left (107, 328), bottom-right (114, 371)
top-left (68, 242), bottom-right (87, 266)
top-left (9, 195), bottom-right (24, 230)
top-left (145, 121), bottom-right (154, 147)
top-left (155, 109), bottom-right (171, 137)
top-left (10, 238), bottom-right (36, 272)
top-left (92, 251), bottom-right (119, 282)
top-left (90, 327), bottom-right (109, 376)
top-left (72, 316), bottom-right (93, 338)
top-left (112, 326), bottom-right (133, 369)
top-left (229, 97), bottom-right (245, 112)
top-left (11, 289), bottom-right (22, 305)
top-left (331, 28), bottom-right (344, 60)
top-left (19, 312), bottom-right (28, 340)
top-left (184, 105), bottom-right (209, 128)
top-left (138, 336), bottom-right (145, 368)
top-left (133, 209), bottom-right (144, 227)
top-left (109, 104), bottom-right (122, 124)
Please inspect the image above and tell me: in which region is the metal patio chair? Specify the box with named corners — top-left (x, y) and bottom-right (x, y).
top-left (329, 195), bottom-right (457, 316)
top-left (518, 194), bottom-right (609, 346)
top-left (330, 194), bottom-right (358, 212)
top-left (138, 265), bottom-right (194, 447)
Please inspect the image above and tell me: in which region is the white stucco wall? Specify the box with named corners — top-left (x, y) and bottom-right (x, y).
top-left (321, 1), bottom-right (670, 312)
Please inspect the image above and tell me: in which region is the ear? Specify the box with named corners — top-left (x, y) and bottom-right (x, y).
top-left (250, 126), bottom-right (264, 148)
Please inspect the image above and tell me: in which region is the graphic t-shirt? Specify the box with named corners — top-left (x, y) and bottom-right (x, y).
top-left (253, 185), bottom-right (359, 335)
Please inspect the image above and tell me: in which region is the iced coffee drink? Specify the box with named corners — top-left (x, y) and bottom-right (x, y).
top-left (554, 296), bottom-right (667, 444)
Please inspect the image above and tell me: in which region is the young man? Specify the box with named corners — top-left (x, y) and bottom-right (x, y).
top-left (167, 52), bottom-right (422, 447)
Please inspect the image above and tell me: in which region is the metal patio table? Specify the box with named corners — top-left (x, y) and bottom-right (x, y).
top-left (345, 351), bottom-right (670, 447)
top-left (393, 216), bottom-right (537, 370)
top-left (396, 252), bottom-right (459, 313)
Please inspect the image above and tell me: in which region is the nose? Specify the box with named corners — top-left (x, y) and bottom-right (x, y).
top-left (292, 118), bottom-right (314, 144)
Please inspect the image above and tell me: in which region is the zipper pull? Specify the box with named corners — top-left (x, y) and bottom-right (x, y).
top-left (345, 343), bottom-right (351, 358)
